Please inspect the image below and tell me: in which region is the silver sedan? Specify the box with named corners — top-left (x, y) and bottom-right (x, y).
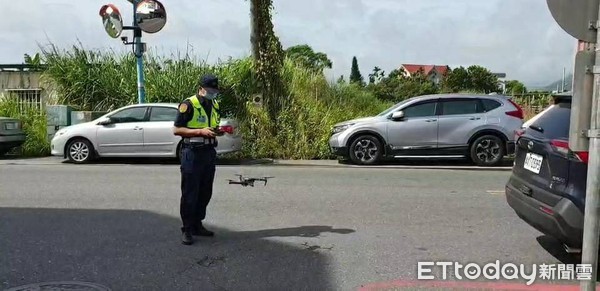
top-left (51, 103), bottom-right (242, 163)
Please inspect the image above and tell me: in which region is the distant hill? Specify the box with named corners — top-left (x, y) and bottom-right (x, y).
top-left (538, 74), bottom-right (573, 92)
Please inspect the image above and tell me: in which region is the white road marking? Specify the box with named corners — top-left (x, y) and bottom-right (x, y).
top-left (486, 190), bottom-right (505, 195)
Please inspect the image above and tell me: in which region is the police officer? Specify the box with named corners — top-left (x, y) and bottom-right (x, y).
top-left (173, 74), bottom-right (223, 245)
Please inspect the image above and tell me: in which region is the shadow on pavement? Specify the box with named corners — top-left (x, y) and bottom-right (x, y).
top-left (59, 157), bottom-right (274, 166)
top-left (536, 235), bottom-right (580, 265)
top-left (0, 208), bottom-right (352, 290)
top-left (0, 154), bottom-right (46, 161)
top-left (340, 157), bottom-right (514, 167)
top-left (535, 235), bottom-right (600, 281)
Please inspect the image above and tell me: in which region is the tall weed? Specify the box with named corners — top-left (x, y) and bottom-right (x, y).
top-left (40, 45), bottom-right (392, 159)
top-left (0, 97), bottom-right (49, 157)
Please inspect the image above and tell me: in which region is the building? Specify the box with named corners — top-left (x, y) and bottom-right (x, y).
top-left (493, 73), bottom-right (507, 94)
top-left (0, 64), bottom-right (54, 111)
top-left (400, 64), bottom-right (451, 85)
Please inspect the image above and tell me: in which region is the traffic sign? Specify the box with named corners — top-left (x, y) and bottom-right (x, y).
top-left (547, 0), bottom-right (600, 42)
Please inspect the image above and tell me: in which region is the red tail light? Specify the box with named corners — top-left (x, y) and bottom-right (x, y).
top-left (540, 206), bottom-right (554, 215)
top-left (506, 99), bottom-right (525, 120)
top-left (575, 151), bottom-right (589, 164)
top-left (219, 125), bottom-right (235, 134)
top-left (550, 140), bottom-right (570, 155)
top-left (550, 139), bottom-right (589, 164)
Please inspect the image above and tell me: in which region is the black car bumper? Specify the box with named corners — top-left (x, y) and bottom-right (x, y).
top-left (506, 141), bottom-right (516, 155)
top-left (505, 180), bottom-right (584, 248)
top-left (330, 146), bottom-right (348, 157)
top-left (0, 140), bottom-right (25, 153)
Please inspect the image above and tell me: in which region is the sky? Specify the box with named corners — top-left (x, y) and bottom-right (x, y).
top-left (0, 0), bottom-right (578, 88)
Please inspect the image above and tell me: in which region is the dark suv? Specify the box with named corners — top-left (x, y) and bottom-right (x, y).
top-left (505, 93), bottom-right (588, 250)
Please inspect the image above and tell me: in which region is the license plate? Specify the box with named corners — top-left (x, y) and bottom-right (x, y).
top-left (524, 152), bottom-right (543, 174)
top-left (4, 122), bottom-right (17, 130)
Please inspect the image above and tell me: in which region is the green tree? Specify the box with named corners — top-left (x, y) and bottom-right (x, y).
top-left (442, 65), bottom-right (500, 94)
top-left (368, 68), bottom-right (439, 102)
top-left (249, 0), bottom-right (285, 121)
top-left (442, 66), bottom-right (470, 92)
top-left (349, 56), bottom-right (364, 86)
top-left (505, 80), bottom-right (527, 95)
top-left (368, 66), bottom-right (385, 84)
top-left (24, 53), bottom-right (42, 66)
top-left (468, 65), bottom-right (500, 94)
top-left (285, 44), bottom-right (332, 73)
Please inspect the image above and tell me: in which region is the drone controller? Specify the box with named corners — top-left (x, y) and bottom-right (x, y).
top-left (210, 127), bottom-right (225, 136)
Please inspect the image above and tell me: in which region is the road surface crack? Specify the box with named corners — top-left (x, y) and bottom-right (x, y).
top-left (197, 255), bottom-right (227, 268)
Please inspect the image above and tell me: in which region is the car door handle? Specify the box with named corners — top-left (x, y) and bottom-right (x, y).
top-left (469, 117), bottom-right (481, 120)
top-left (134, 127), bottom-right (143, 130)
top-left (425, 119), bottom-right (437, 122)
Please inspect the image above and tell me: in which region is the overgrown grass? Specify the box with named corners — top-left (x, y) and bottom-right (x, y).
top-left (40, 45), bottom-right (391, 159)
top-left (16, 44), bottom-right (553, 159)
top-left (0, 97), bottom-right (50, 157)
top-left (237, 60), bottom-right (391, 159)
top-left (16, 43), bottom-right (554, 159)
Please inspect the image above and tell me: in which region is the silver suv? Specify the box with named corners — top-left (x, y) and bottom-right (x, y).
top-left (329, 94), bottom-right (524, 166)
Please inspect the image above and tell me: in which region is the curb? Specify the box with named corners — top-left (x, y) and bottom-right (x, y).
top-left (269, 160), bottom-right (513, 171)
top-left (0, 157), bottom-right (514, 171)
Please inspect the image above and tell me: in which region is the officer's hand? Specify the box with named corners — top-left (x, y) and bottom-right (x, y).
top-left (196, 128), bottom-right (215, 138)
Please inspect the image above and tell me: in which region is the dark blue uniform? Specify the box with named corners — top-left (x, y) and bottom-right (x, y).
top-left (174, 96), bottom-right (217, 237)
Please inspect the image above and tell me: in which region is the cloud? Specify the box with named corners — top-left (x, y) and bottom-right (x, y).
top-left (0, 0), bottom-right (576, 87)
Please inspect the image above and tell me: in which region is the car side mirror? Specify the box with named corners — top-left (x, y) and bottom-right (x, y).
top-left (391, 111), bottom-right (405, 121)
top-left (97, 117), bottom-right (112, 126)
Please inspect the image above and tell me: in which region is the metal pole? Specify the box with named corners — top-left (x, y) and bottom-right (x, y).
top-left (132, 0), bottom-right (146, 104)
top-left (580, 6), bottom-right (600, 290)
top-left (563, 67), bottom-right (567, 92)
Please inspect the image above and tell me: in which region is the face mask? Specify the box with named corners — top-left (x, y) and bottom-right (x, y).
top-left (204, 92), bottom-right (218, 100)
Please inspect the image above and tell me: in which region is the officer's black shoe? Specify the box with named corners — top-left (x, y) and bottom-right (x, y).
top-left (182, 232), bottom-right (194, 245)
top-left (192, 225), bottom-right (214, 237)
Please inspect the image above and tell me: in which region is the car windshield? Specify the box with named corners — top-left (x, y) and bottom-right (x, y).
top-left (377, 98), bottom-right (414, 116)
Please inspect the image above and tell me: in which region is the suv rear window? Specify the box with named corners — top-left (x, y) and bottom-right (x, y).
top-left (481, 99), bottom-right (502, 112)
top-left (440, 99), bottom-right (482, 115)
top-left (528, 102), bottom-right (571, 139)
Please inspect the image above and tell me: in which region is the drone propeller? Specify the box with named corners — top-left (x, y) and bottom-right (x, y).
top-left (227, 175), bottom-right (274, 186)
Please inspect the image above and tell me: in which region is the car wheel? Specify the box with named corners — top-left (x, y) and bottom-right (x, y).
top-left (470, 135), bottom-right (505, 166)
top-left (349, 135), bottom-right (383, 165)
top-left (67, 139), bottom-right (95, 164)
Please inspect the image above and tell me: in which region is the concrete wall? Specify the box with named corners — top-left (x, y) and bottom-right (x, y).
top-left (0, 71), bottom-right (43, 90)
top-left (0, 71), bottom-right (58, 106)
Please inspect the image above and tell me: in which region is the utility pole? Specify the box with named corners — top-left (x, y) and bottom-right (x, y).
top-left (563, 67), bottom-right (566, 92)
top-left (132, 0), bottom-right (146, 104)
top-left (547, 0), bottom-right (600, 289)
top-left (581, 11), bottom-right (600, 288)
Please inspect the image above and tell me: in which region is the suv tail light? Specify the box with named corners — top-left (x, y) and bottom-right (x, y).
top-left (575, 151), bottom-right (589, 164)
top-left (506, 99), bottom-right (525, 120)
top-left (550, 139), bottom-right (589, 164)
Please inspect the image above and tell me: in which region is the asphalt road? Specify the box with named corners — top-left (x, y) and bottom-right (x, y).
top-left (0, 161), bottom-right (588, 290)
